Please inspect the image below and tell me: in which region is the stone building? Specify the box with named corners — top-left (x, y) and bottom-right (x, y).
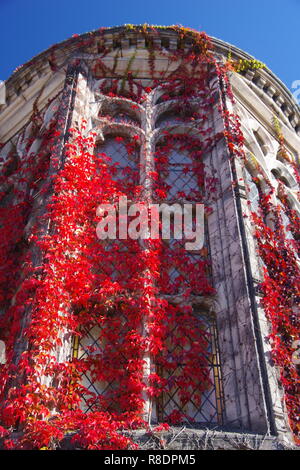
top-left (0, 25), bottom-right (299, 450)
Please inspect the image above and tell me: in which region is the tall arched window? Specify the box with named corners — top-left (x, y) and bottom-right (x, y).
top-left (73, 100), bottom-right (223, 427)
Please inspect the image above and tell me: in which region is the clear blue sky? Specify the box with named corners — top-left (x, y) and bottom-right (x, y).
top-left (0, 0), bottom-right (299, 92)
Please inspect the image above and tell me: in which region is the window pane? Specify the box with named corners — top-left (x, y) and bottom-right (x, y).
top-left (96, 136), bottom-right (140, 197)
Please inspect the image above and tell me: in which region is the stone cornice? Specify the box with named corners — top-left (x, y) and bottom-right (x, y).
top-left (1, 25), bottom-right (299, 142)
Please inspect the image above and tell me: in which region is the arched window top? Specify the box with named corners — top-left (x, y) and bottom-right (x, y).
top-left (154, 138), bottom-right (203, 202)
top-left (73, 305), bottom-right (224, 425)
top-left (155, 82), bottom-right (198, 105)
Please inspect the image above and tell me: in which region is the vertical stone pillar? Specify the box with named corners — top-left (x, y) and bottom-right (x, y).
top-left (205, 77), bottom-right (272, 433)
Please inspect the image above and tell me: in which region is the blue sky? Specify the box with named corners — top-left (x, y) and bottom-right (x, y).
top-left (0, 0), bottom-right (299, 93)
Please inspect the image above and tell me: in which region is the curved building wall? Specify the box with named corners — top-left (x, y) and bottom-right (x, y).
top-left (0, 25), bottom-right (299, 450)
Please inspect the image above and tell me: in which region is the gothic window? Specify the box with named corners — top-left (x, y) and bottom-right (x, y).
top-left (73, 304), bottom-right (223, 425)
top-left (73, 97), bottom-right (223, 426)
top-left (95, 135), bottom-right (140, 196)
top-left (154, 139), bottom-right (209, 295)
top-left (280, 205), bottom-right (293, 239)
top-left (156, 112), bottom-right (181, 128)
